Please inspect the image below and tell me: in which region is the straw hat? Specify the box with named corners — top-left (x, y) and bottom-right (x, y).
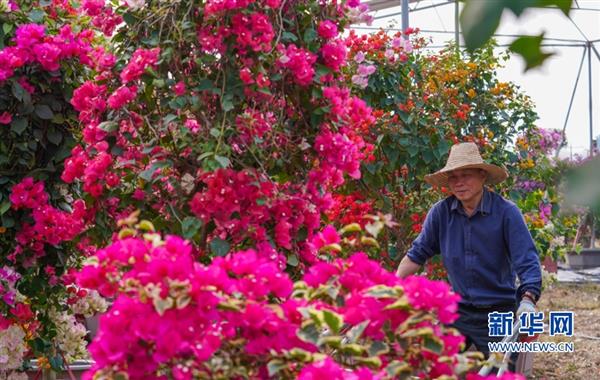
top-left (424, 142), bottom-right (508, 187)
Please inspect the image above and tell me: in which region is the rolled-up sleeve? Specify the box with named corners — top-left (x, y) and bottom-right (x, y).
top-left (503, 204), bottom-right (542, 299)
top-left (406, 205), bottom-right (440, 265)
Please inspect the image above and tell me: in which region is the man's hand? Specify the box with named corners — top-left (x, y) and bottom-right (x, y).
top-left (517, 298), bottom-right (536, 318)
top-left (396, 256), bottom-right (421, 278)
top-left (517, 298), bottom-right (537, 342)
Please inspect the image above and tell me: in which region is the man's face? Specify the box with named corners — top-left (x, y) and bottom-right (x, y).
top-left (446, 168), bottom-right (486, 203)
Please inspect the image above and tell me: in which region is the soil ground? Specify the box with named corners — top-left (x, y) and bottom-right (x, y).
top-left (529, 282), bottom-right (600, 379)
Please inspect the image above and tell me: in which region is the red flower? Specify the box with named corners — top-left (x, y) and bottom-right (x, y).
top-left (0, 111), bottom-right (12, 124)
top-left (11, 303), bottom-right (34, 322)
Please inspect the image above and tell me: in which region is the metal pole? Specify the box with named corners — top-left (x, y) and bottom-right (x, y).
top-left (587, 41), bottom-right (595, 248)
top-left (402, 0), bottom-right (409, 39)
top-left (591, 44), bottom-right (600, 62)
top-left (373, 1), bottom-right (453, 20)
top-left (455, 0), bottom-right (460, 51)
top-left (592, 217), bottom-right (596, 249)
top-left (587, 42), bottom-right (593, 158)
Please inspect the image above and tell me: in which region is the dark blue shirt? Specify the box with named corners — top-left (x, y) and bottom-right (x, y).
top-left (407, 188), bottom-right (542, 307)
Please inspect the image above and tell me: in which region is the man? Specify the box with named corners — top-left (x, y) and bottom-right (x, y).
top-left (396, 142), bottom-right (541, 371)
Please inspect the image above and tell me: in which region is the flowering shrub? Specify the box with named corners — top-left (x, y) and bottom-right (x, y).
top-left (44, 0), bottom-right (379, 278)
top-left (74, 219), bottom-right (517, 379)
top-left (2, 0), bottom-right (379, 373)
top-left (512, 127), bottom-right (580, 262)
top-left (0, 1), bottom-right (112, 371)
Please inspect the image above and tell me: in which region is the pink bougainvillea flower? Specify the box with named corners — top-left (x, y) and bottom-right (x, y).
top-left (120, 47), bottom-right (160, 83)
top-left (318, 20), bottom-right (338, 39)
top-left (298, 357), bottom-right (345, 380)
top-left (14, 24), bottom-right (46, 48)
top-left (173, 81), bottom-right (186, 96)
top-left (0, 112), bottom-right (12, 124)
top-left (108, 85), bottom-right (137, 109)
top-left (320, 40), bottom-right (347, 72)
top-left (184, 119), bottom-right (201, 134)
top-left (400, 275), bottom-right (461, 324)
top-left (278, 44), bottom-right (317, 86)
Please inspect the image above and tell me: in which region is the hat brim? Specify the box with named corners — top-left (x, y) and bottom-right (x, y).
top-left (424, 163), bottom-right (508, 188)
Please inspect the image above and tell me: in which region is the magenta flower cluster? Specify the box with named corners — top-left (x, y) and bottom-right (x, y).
top-left (75, 229), bottom-right (470, 379)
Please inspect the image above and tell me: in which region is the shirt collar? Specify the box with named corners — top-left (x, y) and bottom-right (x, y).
top-left (479, 188), bottom-right (492, 215)
top-left (450, 188), bottom-right (492, 216)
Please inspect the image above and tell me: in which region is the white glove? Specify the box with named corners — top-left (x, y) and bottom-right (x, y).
top-left (517, 298), bottom-right (536, 318)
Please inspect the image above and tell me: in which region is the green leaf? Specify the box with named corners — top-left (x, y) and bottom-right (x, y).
top-left (267, 360), bottom-right (288, 377)
top-left (197, 151), bottom-right (213, 161)
top-left (437, 139), bottom-right (450, 158)
top-left (31, 338), bottom-right (48, 354)
top-left (288, 347), bottom-right (313, 361)
top-left (98, 121), bottom-right (118, 133)
top-left (281, 31), bottom-right (298, 42)
top-left (383, 145), bottom-right (400, 166)
top-left (11, 82), bottom-right (30, 103)
top-left (51, 113), bottom-right (65, 124)
top-left (11, 118), bottom-right (28, 135)
top-left (460, 0), bottom-right (504, 51)
top-left (297, 323), bottom-right (320, 344)
top-left (209, 128), bottom-right (221, 138)
top-left (210, 237), bottom-right (230, 256)
top-left (163, 113), bottom-right (178, 125)
top-left (169, 97), bottom-right (187, 110)
top-left (318, 335), bottom-right (342, 348)
top-left (139, 161), bottom-right (172, 182)
top-left (423, 336), bottom-right (443, 354)
top-left (504, 0), bottom-right (538, 16)
top-left (422, 150), bottom-right (434, 164)
top-left (346, 320), bottom-right (369, 343)
top-left (537, 0), bottom-right (572, 15)
top-left (214, 155), bottom-right (230, 168)
top-left (340, 343), bottom-right (366, 355)
top-left (406, 144), bottom-right (419, 157)
top-left (1, 215), bottom-right (15, 228)
top-left (368, 341), bottom-right (389, 357)
top-left (388, 245), bottom-right (399, 260)
top-left (122, 12), bottom-right (137, 25)
top-left (221, 98), bottom-right (234, 112)
top-left (364, 162), bottom-right (377, 175)
top-left (399, 326), bottom-right (434, 338)
top-left (303, 28), bottom-right (317, 44)
top-left (287, 254), bottom-right (299, 267)
top-left (46, 127), bottom-right (62, 145)
top-left (0, 201), bottom-right (10, 215)
top-left (3, 23), bottom-right (13, 34)
top-left (353, 356), bottom-right (382, 369)
top-left (322, 309), bottom-right (343, 334)
top-left (181, 216), bottom-right (202, 240)
top-left (198, 79), bottom-right (215, 91)
top-left (509, 190), bottom-right (522, 201)
top-left (28, 9), bottom-right (45, 23)
top-left (313, 106), bottom-right (330, 115)
top-left (385, 360), bottom-right (412, 377)
top-left (35, 104), bottom-right (54, 120)
top-left (49, 355), bottom-right (64, 371)
top-left (509, 34), bottom-right (554, 71)
top-left (366, 285), bottom-right (399, 298)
